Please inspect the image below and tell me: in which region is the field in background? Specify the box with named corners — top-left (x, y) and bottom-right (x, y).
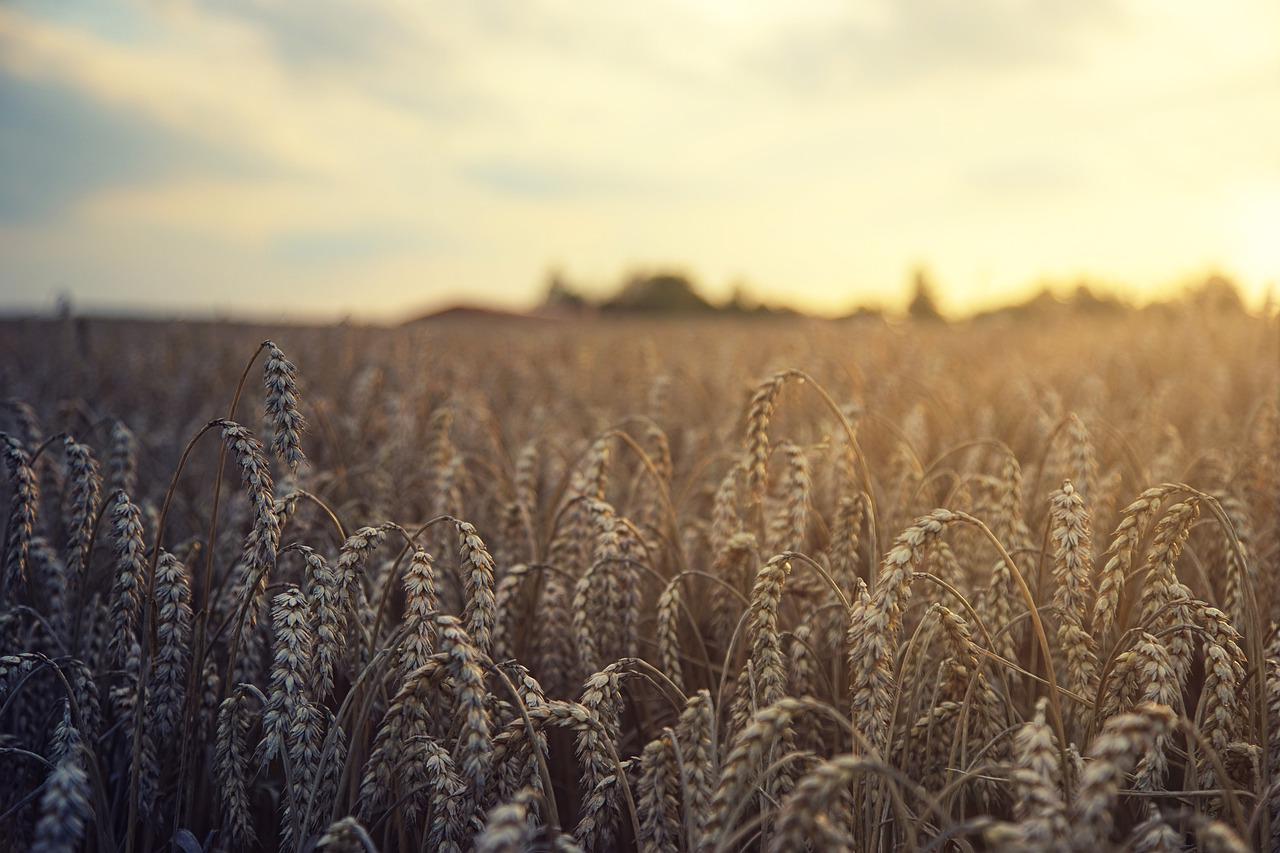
top-left (1, 304), bottom-right (1278, 851)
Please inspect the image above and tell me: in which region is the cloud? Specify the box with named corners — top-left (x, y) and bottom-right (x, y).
top-left (0, 72), bottom-right (267, 223)
top-left (461, 159), bottom-right (664, 200)
top-left (0, 0), bottom-right (1277, 316)
top-left (745, 0), bottom-right (1123, 93)
top-left (208, 0), bottom-right (417, 70)
top-left (964, 158), bottom-right (1086, 195)
top-left (268, 225), bottom-right (444, 266)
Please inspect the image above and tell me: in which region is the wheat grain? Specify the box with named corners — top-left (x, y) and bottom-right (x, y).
top-left (62, 437), bottom-right (101, 582)
top-left (744, 371), bottom-right (791, 506)
top-left (31, 703), bottom-right (91, 853)
top-left (1050, 481), bottom-right (1099, 704)
top-left (637, 731), bottom-right (681, 853)
top-left (1138, 500), bottom-right (1199, 688)
top-left (1071, 702), bottom-right (1176, 849)
top-left (148, 549), bottom-right (191, 746)
top-left (1194, 602), bottom-right (1247, 789)
top-left (475, 787), bottom-right (539, 853)
top-left (655, 575), bottom-right (684, 692)
top-left (1092, 485), bottom-right (1180, 643)
top-left (458, 520), bottom-right (498, 658)
top-left (675, 689), bottom-right (715, 849)
top-left (260, 584), bottom-right (313, 764)
top-left (216, 684), bottom-right (258, 847)
top-left (109, 492), bottom-right (147, 665)
top-left (401, 547), bottom-right (439, 672)
top-left (2, 433), bottom-right (40, 591)
top-left (316, 816), bottom-right (375, 852)
top-left (263, 341), bottom-right (307, 472)
top-left (849, 509), bottom-right (958, 749)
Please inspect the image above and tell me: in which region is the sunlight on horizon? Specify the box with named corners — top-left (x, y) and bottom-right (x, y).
top-left (1, 0), bottom-right (1278, 320)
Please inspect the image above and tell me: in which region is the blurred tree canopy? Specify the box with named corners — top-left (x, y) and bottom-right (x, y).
top-left (538, 266), bottom-right (1252, 322)
top-left (907, 268), bottom-right (943, 322)
top-left (603, 273), bottom-right (715, 313)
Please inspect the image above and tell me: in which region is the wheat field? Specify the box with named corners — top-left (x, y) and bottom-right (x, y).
top-left (1, 305), bottom-right (1278, 851)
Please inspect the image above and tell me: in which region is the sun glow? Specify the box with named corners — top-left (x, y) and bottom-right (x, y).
top-left (1, 1), bottom-right (1278, 318)
top-left (1231, 187), bottom-right (1280, 297)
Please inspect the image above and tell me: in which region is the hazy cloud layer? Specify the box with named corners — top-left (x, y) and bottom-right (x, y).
top-left (1, 0), bottom-right (1277, 319)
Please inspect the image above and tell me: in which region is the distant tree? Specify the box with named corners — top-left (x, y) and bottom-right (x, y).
top-left (845, 305), bottom-right (886, 322)
top-left (908, 268), bottom-right (944, 322)
top-left (603, 272), bottom-right (714, 313)
top-left (543, 269), bottom-right (588, 311)
top-left (1190, 273), bottom-right (1244, 312)
top-left (725, 281), bottom-right (758, 314)
top-left (1070, 283), bottom-right (1125, 314)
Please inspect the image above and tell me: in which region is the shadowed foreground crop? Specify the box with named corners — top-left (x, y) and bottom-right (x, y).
top-left (0, 307), bottom-right (1277, 851)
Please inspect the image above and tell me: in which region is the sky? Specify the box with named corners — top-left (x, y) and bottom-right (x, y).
top-left (1, 0), bottom-right (1278, 321)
